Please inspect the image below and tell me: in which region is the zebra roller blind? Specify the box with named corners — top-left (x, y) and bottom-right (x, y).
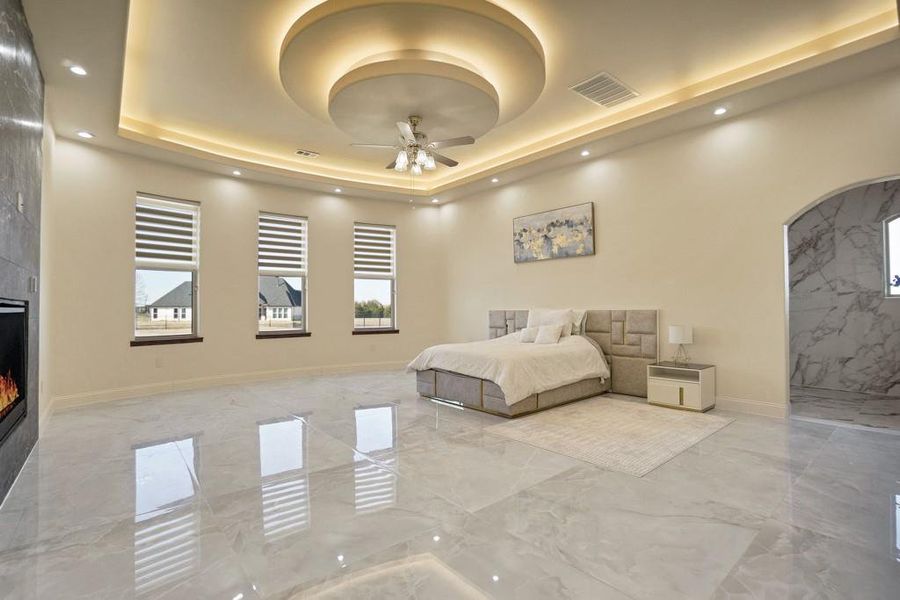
top-left (258, 212), bottom-right (308, 275)
top-left (353, 223), bottom-right (395, 279)
top-left (135, 195), bottom-right (199, 269)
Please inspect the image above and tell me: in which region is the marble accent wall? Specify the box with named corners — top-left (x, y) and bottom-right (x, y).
top-left (0, 0), bottom-right (43, 500)
top-left (789, 179), bottom-right (900, 397)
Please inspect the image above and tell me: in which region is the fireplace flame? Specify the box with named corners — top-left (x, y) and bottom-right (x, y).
top-left (0, 371), bottom-right (19, 413)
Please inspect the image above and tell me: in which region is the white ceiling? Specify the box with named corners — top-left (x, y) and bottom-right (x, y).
top-left (23, 0), bottom-right (900, 201)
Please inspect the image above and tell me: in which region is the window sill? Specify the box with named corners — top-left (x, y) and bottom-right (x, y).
top-left (256, 331), bottom-right (311, 339)
top-left (131, 335), bottom-right (203, 347)
top-left (352, 328), bottom-right (400, 336)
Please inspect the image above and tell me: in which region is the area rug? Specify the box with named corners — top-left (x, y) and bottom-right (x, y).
top-left (485, 396), bottom-right (733, 477)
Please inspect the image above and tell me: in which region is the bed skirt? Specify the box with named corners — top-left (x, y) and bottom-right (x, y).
top-left (416, 369), bottom-right (609, 418)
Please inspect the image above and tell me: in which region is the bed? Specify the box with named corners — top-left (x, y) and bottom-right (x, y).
top-left (409, 309), bottom-right (659, 417)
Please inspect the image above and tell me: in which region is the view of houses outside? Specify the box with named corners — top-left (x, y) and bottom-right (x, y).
top-left (135, 270), bottom-right (194, 337)
top-left (134, 272), bottom-right (306, 336)
top-left (258, 276), bottom-right (304, 332)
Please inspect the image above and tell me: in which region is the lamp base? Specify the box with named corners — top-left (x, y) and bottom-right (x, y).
top-left (672, 344), bottom-right (691, 365)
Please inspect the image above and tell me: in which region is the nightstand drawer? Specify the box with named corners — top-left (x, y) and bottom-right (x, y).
top-left (648, 378), bottom-right (701, 410)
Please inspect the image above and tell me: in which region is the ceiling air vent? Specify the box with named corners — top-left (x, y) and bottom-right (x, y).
top-left (570, 72), bottom-right (638, 108)
top-left (295, 149), bottom-right (320, 158)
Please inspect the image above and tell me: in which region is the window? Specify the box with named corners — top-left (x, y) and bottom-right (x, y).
top-left (886, 214), bottom-right (900, 297)
top-left (258, 212), bottom-right (307, 333)
top-left (134, 195), bottom-right (199, 339)
top-left (353, 223), bottom-right (396, 331)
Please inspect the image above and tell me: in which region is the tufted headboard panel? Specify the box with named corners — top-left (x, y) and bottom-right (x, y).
top-left (488, 309), bottom-right (659, 397)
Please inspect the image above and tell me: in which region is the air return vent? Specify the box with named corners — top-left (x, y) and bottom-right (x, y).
top-left (295, 149), bottom-right (320, 158)
top-left (570, 72), bottom-right (638, 108)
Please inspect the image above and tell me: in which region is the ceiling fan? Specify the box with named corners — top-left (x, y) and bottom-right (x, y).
top-left (351, 116), bottom-right (475, 175)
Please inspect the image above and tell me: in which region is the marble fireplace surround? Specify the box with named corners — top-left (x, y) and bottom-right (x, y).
top-left (0, 0), bottom-right (43, 501)
top-left (788, 177), bottom-right (900, 397)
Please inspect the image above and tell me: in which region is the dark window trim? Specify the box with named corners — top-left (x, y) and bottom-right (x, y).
top-left (131, 335), bottom-right (204, 347)
top-left (352, 328), bottom-right (400, 336)
top-left (256, 331), bottom-right (312, 339)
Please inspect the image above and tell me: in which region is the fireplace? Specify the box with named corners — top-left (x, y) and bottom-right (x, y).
top-left (0, 299), bottom-right (27, 445)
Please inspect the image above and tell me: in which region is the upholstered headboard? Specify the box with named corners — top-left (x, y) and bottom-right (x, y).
top-left (488, 309), bottom-right (659, 397)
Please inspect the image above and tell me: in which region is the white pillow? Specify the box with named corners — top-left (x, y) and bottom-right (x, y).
top-left (534, 324), bottom-right (564, 344)
top-left (527, 308), bottom-right (575, 337)
top-left (519, 327), bottom-right (539, 343)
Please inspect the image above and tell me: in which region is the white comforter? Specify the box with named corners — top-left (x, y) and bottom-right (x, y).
top-left (407, 333), bottom-right (610, 406)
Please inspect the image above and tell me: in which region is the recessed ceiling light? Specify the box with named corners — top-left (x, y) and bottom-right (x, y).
top-left (713, 106), bottom-right (727, 116)
top-left (432, 535), bottom-right (441, 542)
top-left (334, 187), bottom-right (342, 193)
top-left (68, 64), bottom-right (87, 76)
top-left (431, 198), bottom-right (439, 203)
top-left (491, 177), bottom-right (499, 183)
top-left (76, 130), bottom-right (94, 139)
top-left (580, 150), bottom-right (590, 157)
top-left (492, 575), bottom-right (500, 583)
top-left (232, 169), bottom-right (241, 176)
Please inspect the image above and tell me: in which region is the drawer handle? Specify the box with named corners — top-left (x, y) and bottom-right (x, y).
top-left (679, 387), bottom-right (684, 406)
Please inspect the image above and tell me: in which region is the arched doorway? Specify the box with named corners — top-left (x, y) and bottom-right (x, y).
top-left (785, 176), bottom-right (900, 429)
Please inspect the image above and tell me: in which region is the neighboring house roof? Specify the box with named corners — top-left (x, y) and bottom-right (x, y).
top-left (148, 281), bottom-right (192, 308)
top-left (258, 276), bottom-right (302, 307)
top-left (148, 277), bottom-right (301, 308)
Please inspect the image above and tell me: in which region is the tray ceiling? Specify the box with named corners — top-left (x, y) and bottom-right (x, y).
top-left (25, 0), bottom-right (900, 196)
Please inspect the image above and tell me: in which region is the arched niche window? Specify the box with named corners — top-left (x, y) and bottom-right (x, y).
top-left (887, 214), bottom-right (900, 297)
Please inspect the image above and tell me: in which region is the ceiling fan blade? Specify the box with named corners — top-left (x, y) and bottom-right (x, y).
top-left (385, 160), bottom-right (397, 170)
top-left (351, 143), bottom-right (398, 149)
top-left (428, 136), bottom-right (475, 149)
top-left (396, 121), bottom-right (416, 144)
top-left (430, 151), bottom-right (458, 167)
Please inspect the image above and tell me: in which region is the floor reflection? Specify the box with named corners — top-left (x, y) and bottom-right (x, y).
top-left (894, 492), bottom-right (899, 563)
top-left (354, 405), bottom-right (398, 514)
top-left (133, 436), bottom-right (199, 596)
top-left (258, 418), bottom-right (310, 541)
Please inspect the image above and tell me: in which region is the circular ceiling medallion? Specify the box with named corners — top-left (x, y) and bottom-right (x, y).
top-left (328, 58), bottom-right (499, 143)
top-left (279, 0), bottom-right (545, 141)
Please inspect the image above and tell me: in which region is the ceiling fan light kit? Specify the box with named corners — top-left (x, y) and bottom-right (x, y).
top-left (353, 115), bottom-right (475, 176)
top-left (394, 150), bottom-right (409, 171)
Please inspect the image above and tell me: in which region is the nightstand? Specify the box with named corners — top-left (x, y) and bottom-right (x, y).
top-left (647, 362), bottom-right (716, 412)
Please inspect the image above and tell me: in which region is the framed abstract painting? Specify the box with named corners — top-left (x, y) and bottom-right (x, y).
top-left (513, 202), bottom-right (594, 263)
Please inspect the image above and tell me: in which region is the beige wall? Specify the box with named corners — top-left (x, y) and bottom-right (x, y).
top-left (45, 139), bottom-right (447, 405)
top-left (44, 68), bottom-right (900, 414)
top-left (439, 68), bottom-right (900, 416)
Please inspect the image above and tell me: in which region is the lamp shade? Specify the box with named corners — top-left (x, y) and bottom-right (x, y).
top-left (395, 150), bottom-right (409, 170)
top-left (668, 325), bottom-right (693, 345)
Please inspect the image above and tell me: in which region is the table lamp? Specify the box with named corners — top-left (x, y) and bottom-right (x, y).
top-left (668, 325), bottom-right (693, 364)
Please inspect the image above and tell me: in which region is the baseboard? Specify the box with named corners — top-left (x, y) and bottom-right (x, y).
top-left (715, 394), bottom-right (787, 419)
top-left (38, 396), bottom-right (54, 430)
top-left (50, 360), bottom-right (410, 411)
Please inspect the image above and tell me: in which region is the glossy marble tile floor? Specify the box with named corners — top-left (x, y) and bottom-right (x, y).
top-left (791, 385), bottom-right (900, 431)
top-left (1, 371), bottom-right (898, 599)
